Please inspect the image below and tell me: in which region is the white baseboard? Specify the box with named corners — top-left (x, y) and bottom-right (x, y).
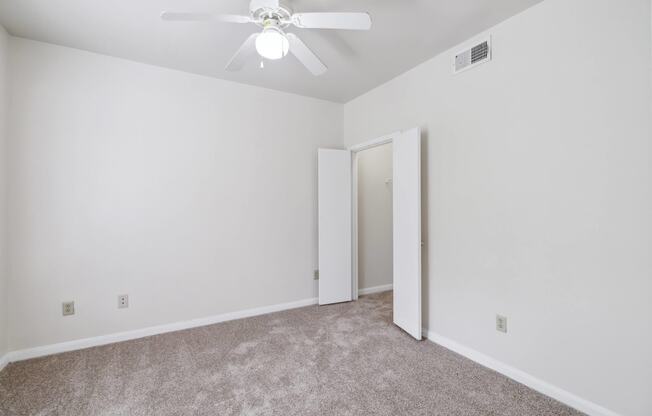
top-left (358, 284), bottom-right (393, 296)
top-left (422, 329), bottom-right (621, 416)
top-left (4, 297), bottom-right (318, 365)
top-left (0, 352), bottom-right (8, 372)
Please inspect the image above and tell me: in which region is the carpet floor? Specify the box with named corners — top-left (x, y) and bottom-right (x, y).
top-left (0, 291), bottom-right (583, 415)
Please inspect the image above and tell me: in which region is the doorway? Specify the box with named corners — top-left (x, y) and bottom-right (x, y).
top-left (318, 128), bottom-right (422, 340)
top-left (355, 143), bottom-right (393, 297)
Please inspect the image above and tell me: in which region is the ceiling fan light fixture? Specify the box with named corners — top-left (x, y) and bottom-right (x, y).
top-left (255, 27), bottom-right (289, 60)
top-left (162, 3), bottom-right (372, 75)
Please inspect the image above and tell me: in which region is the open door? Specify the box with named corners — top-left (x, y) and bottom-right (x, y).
top-left (318, 149), bottom-right (352, 305)
top-left (393, 128), bottom-right (422, 340)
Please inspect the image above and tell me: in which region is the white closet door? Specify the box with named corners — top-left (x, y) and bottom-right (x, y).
top-left (392, 128), bottom-right (422, 340)
top-left (318, 149), bottom-right (352, 305)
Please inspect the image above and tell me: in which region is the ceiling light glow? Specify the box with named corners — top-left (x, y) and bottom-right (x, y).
top-left (255, 27), bottom-right (289, 60)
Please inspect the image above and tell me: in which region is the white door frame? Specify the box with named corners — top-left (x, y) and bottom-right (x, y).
top-left (349, 131), bottom-right (400, 300)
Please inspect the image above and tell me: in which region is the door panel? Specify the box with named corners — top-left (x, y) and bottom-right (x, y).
top-left (392, 128), bottom-right (422, 340)
top-left (318, 149), bottom-right (352, 305)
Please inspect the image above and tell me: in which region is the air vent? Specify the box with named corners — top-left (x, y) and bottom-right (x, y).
top-left (454, 37), bottom-right (491, 74)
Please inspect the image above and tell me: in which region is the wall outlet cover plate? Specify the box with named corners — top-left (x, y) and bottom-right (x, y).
top-left (62, 301), bottom-right (75, 316)
top-left (496, 315), bottom-right (507, 333)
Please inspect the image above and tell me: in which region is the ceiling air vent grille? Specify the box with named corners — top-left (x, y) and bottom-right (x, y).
top-left (454, 37), bottom-right (491, 74)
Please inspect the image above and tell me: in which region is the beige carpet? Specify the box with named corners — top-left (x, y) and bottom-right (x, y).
top-left (0, 292), bottom-right (583, 415)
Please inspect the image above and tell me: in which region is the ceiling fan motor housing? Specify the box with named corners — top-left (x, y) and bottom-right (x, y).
top-left (250, 0), bottom-right (292, 28)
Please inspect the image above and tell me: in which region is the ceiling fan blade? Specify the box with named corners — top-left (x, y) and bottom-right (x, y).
top-left (286, 33), bottom-right (327, 76)
top-left (160, 12), bottom-right (252, 23)
top-left (225, 33), bottom-right (259, 71)
top-left (291, 12), bottom-right (371, 30)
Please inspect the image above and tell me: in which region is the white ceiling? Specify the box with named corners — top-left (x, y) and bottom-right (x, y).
top-left (0, 0), bottom-right (543, 102)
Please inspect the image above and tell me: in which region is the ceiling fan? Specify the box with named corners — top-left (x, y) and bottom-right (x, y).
top-left (161, 0), bottom-right (372, 76)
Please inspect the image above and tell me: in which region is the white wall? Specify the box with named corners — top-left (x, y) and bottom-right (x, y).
top-left (344, 0), bottom-right (652, 415)
top-left (0, 24), bottom-right (8, 359)
top-left (357, 143), bottom-right (392, 290)
top-left (6, 38), bottom-right (342, 351)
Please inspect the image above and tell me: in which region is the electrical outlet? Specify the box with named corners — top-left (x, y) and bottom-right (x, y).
top-left (62, 301), bottom-right (75, 316)
top-left (118, 294), bottom-right (129, 309)
top-left (313, 269), bottom-right (319, 280)
top-left (496, 315), bottom-right (507, 333)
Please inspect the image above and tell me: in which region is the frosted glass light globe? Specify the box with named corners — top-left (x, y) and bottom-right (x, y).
top-left (255, 28), bottom-right (289, 60)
